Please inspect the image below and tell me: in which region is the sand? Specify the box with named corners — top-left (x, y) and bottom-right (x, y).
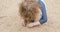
top-left (0, 0), bottom-right (60, 32)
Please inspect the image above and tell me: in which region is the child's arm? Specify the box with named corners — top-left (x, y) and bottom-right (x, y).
top-left (38, 0), bottom-right (47, 24)
top-left (39, 8), bottom-right (47, 24)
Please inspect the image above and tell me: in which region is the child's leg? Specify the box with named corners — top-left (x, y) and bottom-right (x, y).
top-left (38, 0), bottom-right (47, 24)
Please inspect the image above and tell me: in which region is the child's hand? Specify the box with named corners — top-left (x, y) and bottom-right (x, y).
top-left (27, 21), bottom-right (40, 28)
top-left (21, 19), bottom-right (26, 26)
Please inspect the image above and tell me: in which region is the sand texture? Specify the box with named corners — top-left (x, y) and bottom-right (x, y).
top-left (0, 0), bottom-right (60, 32)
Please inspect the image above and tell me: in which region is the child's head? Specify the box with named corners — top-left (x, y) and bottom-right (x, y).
top-left (20, 0), bottom-right (41, 26)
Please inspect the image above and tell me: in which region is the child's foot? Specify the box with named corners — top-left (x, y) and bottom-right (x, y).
top-left (27, 21), bottom-right (41, 28)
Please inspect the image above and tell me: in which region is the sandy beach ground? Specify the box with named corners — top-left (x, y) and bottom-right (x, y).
top-left (0, 0), bottom-right (60, 32)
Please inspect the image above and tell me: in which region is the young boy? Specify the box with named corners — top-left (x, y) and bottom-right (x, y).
top-left (27, 0), bottom-right (47, 27)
